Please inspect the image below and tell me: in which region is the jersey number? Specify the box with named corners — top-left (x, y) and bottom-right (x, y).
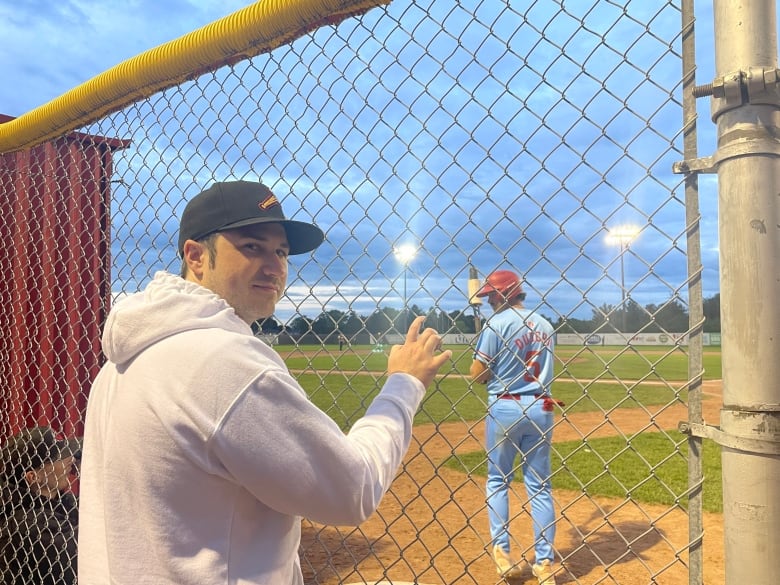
top-left (523, 350), bottom-right (541, 382)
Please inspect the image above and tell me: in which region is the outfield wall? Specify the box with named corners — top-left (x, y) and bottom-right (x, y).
top-left (556, 332), bottom-right (721, 346)
top-left (262, 331), bottom-right (722, 347)
top-left (411, 332), bottom-right (721, 346)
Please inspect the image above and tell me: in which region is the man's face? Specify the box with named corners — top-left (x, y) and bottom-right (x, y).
top-left (29, 455), bottom-right (76, 496)
top-left (197, 223), bottom-right (290, 323)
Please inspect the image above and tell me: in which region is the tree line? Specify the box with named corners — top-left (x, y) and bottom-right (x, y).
top-left (254, 294), bottom-right (721, 339)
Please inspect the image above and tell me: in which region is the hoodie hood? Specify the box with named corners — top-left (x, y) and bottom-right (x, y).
top-left (102, 271), bottom-right (252, 364)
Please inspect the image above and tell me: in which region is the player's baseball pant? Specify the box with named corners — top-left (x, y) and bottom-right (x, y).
top-left (485, 394), bottom-right (555, 562)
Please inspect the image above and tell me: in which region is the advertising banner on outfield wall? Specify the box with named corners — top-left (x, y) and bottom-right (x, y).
top-left (556, 333), bottom-right (719, 346)
top-left (258, 331), bottom-right (720, 347)
top-left (435, 332), bottom-right (720, 346)
top-left (556, 333), bottom-right (689, 346)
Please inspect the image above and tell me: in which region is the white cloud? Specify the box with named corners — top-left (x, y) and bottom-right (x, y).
top-left (0, 0), bottom-right (249, 115)
top-left (3, 0), bottom-right (743, 322)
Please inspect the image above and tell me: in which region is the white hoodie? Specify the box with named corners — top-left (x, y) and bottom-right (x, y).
top-left (78, 271), bottom-right (425, 584)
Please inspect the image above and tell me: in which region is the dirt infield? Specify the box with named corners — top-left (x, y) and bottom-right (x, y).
top-left (300, 381), bottom-right (724, 585)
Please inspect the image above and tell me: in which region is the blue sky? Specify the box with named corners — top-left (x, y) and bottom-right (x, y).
top-left (0, 1), bottom-right (737, 323)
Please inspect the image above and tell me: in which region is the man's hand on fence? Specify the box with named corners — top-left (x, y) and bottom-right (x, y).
top-left (388, 315), bottom-right (451, 388)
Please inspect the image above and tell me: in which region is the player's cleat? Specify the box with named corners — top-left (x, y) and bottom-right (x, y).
top-left (492, 545), bottom-right (522, 579)
top-left (531, 559), bottom-right (557, 584)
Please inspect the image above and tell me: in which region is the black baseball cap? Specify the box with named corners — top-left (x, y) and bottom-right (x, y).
top-left (177, 180), bottom-right (324, 255)
top-left (1, 426), bottom-right (82, 483)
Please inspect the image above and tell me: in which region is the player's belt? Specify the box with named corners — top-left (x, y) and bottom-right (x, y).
top-left (496, 393), bottom-right (565, 411)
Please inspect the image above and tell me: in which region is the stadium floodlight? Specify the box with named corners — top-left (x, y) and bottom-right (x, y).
top-left (394, 243), bottom-right (418, 328)
top-left (605, 225), bottom-right (640, 333)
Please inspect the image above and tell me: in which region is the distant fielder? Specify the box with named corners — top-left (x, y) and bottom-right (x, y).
top-left (470, 269), bottom-right (559, 584)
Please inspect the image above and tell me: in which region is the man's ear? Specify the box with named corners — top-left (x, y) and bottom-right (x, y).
top-left (23, 469), bottom-right (38, 487)
top-left (182, 239), bottom-right (207, 279)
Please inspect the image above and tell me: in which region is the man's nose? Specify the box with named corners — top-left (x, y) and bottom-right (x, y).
top-left (262, 254), bottom-right (286, 276)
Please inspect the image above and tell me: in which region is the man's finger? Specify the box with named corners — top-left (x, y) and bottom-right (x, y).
top-left (432, 349), bottom-right (452, 367)
top-left (422, 331), bottom-right (443, 353)
top-left (405, 315), bottom-right (426, 342)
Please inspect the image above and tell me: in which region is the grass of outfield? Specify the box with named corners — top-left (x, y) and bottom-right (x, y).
top-left (446, 431), bottom-right (723, 513)
top-left (281, 344), bottom-right (723, 512)
top-left (282, 344), bottom-right (721, 428)
top-left (283, 344), bottom-right (722, 383)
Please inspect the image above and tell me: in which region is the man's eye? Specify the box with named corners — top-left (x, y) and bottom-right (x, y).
top-left (277, 249), bottom-right (289, 259)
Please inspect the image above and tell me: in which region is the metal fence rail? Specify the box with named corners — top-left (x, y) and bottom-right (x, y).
top-left (1, 0), bottom-right (741, 583)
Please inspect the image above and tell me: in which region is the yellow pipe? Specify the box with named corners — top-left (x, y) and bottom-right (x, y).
top-left (0, 0), bottom-right (390, 154)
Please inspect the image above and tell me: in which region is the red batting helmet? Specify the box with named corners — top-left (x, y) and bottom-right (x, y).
top-left (475, 270), bottom-right (524, 299)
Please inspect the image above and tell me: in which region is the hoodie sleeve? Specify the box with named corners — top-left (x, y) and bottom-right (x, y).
top-left (209, 368), bottom-right (424, 526)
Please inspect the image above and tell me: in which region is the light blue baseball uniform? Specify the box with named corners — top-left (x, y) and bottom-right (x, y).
top-left (474, 306), bottom-right (556, 562)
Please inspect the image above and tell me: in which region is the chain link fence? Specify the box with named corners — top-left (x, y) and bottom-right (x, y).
top-left (1, 1), bottom-right (722, 583)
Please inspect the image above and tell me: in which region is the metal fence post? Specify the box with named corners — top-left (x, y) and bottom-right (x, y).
top-left (680, 2), bottom-right (705, 583)
top-left (711, 1), bottom-right (780, 583)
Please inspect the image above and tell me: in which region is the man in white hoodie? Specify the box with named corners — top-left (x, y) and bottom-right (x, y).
top-left (78, 180), bottom-right (451, 584)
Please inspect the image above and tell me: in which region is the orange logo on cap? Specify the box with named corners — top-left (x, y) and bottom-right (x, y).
top-left (258, 194), bottom-right (280, 210)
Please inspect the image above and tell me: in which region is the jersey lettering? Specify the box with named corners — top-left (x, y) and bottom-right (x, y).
top-left (513, 330), bottom-right (552, 350)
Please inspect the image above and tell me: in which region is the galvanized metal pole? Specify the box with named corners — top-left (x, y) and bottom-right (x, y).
top-left (711, 1), bottom-right (780, 583)
top-left (680, 2), bottom-right (705, 583)
top-left (468, 264), bottom-right (482, 333)
top-left (619, 245), bottom-right (626, 333)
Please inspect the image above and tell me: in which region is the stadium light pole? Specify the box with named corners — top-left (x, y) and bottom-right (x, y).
top-left (468, 264), bottom-right (483, 333)
top-left (605, 225), bottom-right (640, 334)
top-left (394, 243), bottom-right (418, 329)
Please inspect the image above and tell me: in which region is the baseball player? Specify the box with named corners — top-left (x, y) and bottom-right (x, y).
top-left (470, 269), bottom-right (558, 584)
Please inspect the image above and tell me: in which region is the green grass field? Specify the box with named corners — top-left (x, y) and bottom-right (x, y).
top-left (284, 344), bottom-right (720, 424)
top-left (280, 344), bottom-right (722, 512)
top-left (445, 431), bottom-right (723, 513)
top-left (283, 344), bottom-right (723, 383)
